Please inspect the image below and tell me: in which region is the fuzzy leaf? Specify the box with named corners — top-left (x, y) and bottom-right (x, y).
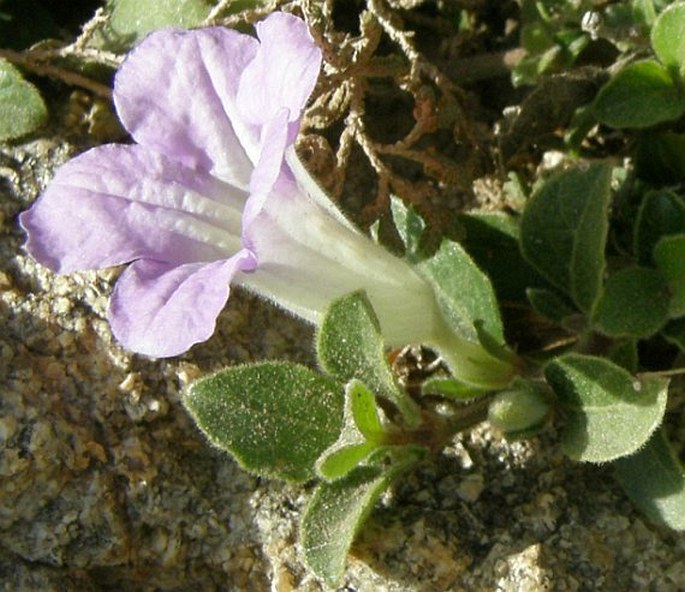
top-left (0, 59), bottom-right (47, 141)
top-left (651, 2), bottom-right (685, 79)
top-left (317, 442), bottom-right (379, 481)
top-left (302, 450), bottom-right (421, 586)
top-left (635, 132), bottom-right (685, 184)
top-left (317, 291), bottom-right (419, 424)
top-left (316, 381), bottom-right (385, 481)
top-left (460, 212), bottom-right (545, 303)
top-left (615, 429), bottom-right (685, 531)
top-left (545, 354), bottom-right (668, 462)
top-left (520, 163), bottom-right (612, 312)
top-left (634, 190), bottom-right (685, 264)
top-left (592, 266), bottom-right (671, 338)
top-left (184, 362), bottom-right (343, 482)
top-left (593, 60), bottom-right (685, 128)
top-left (349, 379), bottom-right (384, 440)
top-left (419, 239), bottom-right (505, 343)
top-left (527, 287), bottom-right (577, 322)
top-left (96, 0), bottom-right (215, 51)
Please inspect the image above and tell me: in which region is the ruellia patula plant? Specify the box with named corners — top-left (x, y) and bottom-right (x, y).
top-left (15, 2), bottom-right (685, 586)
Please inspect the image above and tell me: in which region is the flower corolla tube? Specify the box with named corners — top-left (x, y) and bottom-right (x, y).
top-left (20, 13), bottom-right (513, 387)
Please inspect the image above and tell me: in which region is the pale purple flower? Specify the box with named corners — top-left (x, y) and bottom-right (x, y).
top-left (19, 13), bottom-right (513, 387)
top-left (20, 12), bottom-right (322, 357)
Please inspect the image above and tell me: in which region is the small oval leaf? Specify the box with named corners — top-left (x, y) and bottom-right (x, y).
top-left (593, 60), bottom-right (685, 129)
top-left (545, 354), bottom-right (668, 463)
top-left (634, 189), bottom-right (685, 265)
top-left (0, 59), bottom-right (47, 141)
top-left (520, 163), bottom-right (612, 312)
top-left (317, 291), bottom-right (420, 425)
top-left (302, 467), bottom-right (387, 586)
top-left (302, 450), bottom-right (421, 586)
top-left (184, 362), bottom-right (343, 483)
top-left (615, 429), bottom-right (685, 531)
top-left (592, 266), bottom-right (671, 338)
top-left (651, 2), bottom-right (685, 78)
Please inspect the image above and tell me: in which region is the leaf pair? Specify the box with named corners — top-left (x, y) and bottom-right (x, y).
top-left (521, 163), bottom-right (683, 340)
top-left (184, 290), bottom-right (426, 586)
top-left (520, 162), bottom-right (684, 530)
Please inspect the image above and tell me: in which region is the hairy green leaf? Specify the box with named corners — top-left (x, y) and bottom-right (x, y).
top-left (635, 132), bottom-right (685, 184)
top-left (96, 0), bottom-right (213, 51)
top-left (593, 60), bottom-right (685, 128)
top-left (527, 287), bottom-right (577, 322)
top-left (418, 239), bottom-right (505, 343)
top-left (316, 291), bottom-right (419, 424)
top-left (0, 59), bottom-right (47, 141)
top-left (634, 190), bottom-right (685, 264)
top-left (316, 381), bottom-right (385, 481)
top-left (184, 362), bottom-right (343, 482)
top-left (520, 163), bottom-right (612, 312)
top-left (460, 212), bottom-right (545, 303)
top-left (545, 354), bottom-right (668, 462)
top-left (349, 379), bottom-right (384, 440)
top-left (651, 2), bottom-right (685, 79)
top-left (302, 451), bottom-right (421, 586)
top-left (615, 429), bottom-right (685, 530)
top-left (592, 266), bottom-right (670, 338)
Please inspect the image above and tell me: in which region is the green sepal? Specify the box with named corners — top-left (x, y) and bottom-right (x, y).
top-left (183, 362), bottom-right (344, 483)
top-left (0, 59), bottom-right (47, 141)
top-left (520, 162), bottom-right (612, 313)
top-left (615, 429), bottom-right (685, 531)
top-left (475, 321), bottom-right (520, 365)
top-left (544, 354), bottom-right (669, 463)
top-left (301, 449), bottom-right (423, 586)
top-left (316, 291), bottom-right (419, 425)
top-left (421, 376), bottom-right (490, 401)
top-left (592, 266), bottom-right (671, 338)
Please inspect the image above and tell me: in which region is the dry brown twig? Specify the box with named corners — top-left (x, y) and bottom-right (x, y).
top-left (295, 0), bottom-right (484, 229)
